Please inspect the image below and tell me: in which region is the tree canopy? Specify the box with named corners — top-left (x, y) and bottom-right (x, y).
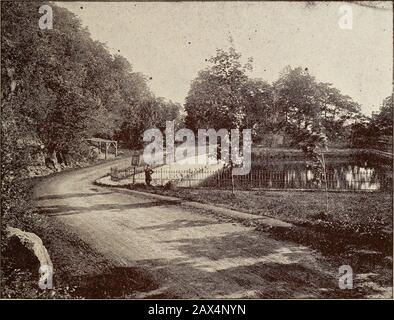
top-left (273, 66), bottom-right (362, 146)
top-left (1, 1), bottom-right (182, 158)
top-left (185, 48), bottom-right (253, 131)
top-left (372, 94), bottom-right (393, 136)
top-left (1, 2), bottom-right (182, 228)
top-left (185, 49), bottom-right (363, 147)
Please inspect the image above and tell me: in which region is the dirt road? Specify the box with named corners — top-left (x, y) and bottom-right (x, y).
top-left (34, 159), bottom-right (340, 298)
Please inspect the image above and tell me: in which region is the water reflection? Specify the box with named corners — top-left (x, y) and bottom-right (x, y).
top-left (251, 158), bottom-right (392, 191)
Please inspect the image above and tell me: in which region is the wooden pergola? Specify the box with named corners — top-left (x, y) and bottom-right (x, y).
top-left (85, 138), bottom-right (118, 159)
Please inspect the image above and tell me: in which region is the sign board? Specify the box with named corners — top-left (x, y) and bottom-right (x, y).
top-left (131, 154), bottom-right (140, 166)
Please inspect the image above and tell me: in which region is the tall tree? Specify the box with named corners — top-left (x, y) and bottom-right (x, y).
top-left (241, 78), bottom-right (274, 140)
top-left (185, 48), bottom-right (252, 131)
top-left (273, 66), bottom-right (361, 146)
top-left (373, 94), bottom-right (393, 136)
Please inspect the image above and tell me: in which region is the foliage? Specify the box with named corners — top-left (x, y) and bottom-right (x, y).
top-left (349, 94), bottom-right (393, 148)
top-left (1, 2), bottom-right (182, 154)
top-left (241, 78), bottom-right (275, 141)
top-left (300, 131), bottom-right (329, 204)
top-left (1, 2), bottom-right (182, 242)
top-left (372, 94), bottom-right (393, 136)
top-left (185, 48), bottom-right (258, 131)
top-left (273, 66), bottom-right (361, 146)
top-left (185, 52), bottom-right (363, 148)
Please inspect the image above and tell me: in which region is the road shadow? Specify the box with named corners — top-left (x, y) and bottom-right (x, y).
top-left (136, 218), bottom-right (220, 232)
top-left (70, 266), bottom-right (178, 299)
top-left (34, 192), bottom-right (114, 201)
top-left (78, 256), bottom-right (360, 299)
top-left (120, 229), bottom-right (380, 298)
top-left (58, 220), bottom-right (382, 298)
top-left (163, 231), bottom-right (310, 260)
top-left (38, 200), bottom-right (179, 216)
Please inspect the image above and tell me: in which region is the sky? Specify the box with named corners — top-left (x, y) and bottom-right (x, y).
top-left (58, 1), bottom-right (393, 115)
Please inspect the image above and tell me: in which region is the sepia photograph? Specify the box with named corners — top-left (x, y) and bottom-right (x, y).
top-left (1, 0), bottom-right (393, 305)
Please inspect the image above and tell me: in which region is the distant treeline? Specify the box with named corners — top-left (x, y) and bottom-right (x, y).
top-left (184, 48), bottom-right (393, 149)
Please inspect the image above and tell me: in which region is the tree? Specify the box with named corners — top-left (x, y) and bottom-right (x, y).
top-left (273, 66), bottom-right (361, 146)
top-left (1, 1), bottom-right (182, 234)
top-left (185, 48), bottom-right (252, 131)
top-left (2, 1), bottom-right (182, 155)
top-left (373, 94), bottom-right (393, 136)
top-left (2, 2), bottom-right (102, 157)
top-left (349, 95), bottom-right (393, 148)
top-left (241, 78), bottom-right (274, 141)
top-left (301, 129), bottom-right (330, 218)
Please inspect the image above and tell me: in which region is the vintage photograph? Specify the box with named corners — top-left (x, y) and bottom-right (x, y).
top-left (1, 1), bottom-right (393, 301)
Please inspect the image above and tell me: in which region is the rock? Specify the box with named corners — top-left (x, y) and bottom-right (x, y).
top-left (6, 227), bottom-right (53, 271)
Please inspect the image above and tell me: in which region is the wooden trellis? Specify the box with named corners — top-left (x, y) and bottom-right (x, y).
top-left (85, 138), bottom-right (118, 159)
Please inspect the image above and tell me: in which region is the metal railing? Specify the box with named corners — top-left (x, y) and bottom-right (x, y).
top-left (110, 166), bottom-right (392, 191)
top-left (194, 170), bottom-right (392, 191)
top-left (110, 166), bottom-right (145, 181)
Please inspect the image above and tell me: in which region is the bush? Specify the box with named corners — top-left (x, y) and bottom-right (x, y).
top-left (164, 181), bottom-right (177, 190)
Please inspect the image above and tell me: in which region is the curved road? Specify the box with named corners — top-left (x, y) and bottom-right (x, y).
top-left (34, 159), bottom-right (339, 298)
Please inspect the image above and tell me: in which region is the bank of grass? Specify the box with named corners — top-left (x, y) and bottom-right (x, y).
top-left (133, 186), bottom-right (392, 255)
top-left (139, 187), bottom-right (392, 229)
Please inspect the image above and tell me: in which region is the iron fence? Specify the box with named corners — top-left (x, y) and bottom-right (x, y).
top-left (110, 166), bottom-right (145, 181)
top-left (194, 170), bottom-right (392, 191)
top-left (110, 166), bottom-right (392, 191)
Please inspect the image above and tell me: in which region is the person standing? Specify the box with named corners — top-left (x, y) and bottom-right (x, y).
top-left (144, 165), bottom-right (154, 186)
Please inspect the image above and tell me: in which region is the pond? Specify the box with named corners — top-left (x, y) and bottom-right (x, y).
top-left (246, 153), bottom-right (393, 191)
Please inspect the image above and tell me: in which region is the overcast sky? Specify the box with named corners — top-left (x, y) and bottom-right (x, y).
top-left (59, 1), bottom-right (392, 115)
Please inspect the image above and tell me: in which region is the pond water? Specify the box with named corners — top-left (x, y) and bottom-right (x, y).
top-left (248, 154), bottom-right (392, 191)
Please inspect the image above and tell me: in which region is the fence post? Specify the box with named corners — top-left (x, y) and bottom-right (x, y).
top-left (113, 167), bottom-right (118, 181)
top-left (231, 162), bottom-right (235, 195)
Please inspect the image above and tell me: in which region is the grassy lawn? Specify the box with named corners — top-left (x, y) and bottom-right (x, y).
top-left (142, 188), bottom-right (392, 230)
